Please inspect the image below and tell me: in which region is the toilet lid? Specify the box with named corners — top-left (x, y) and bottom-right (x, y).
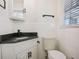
top-left (48, 50), bottom-right (66, 59)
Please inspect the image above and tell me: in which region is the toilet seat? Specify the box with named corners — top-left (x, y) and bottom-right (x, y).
top-left (48, 50), bottom-right (66, 59)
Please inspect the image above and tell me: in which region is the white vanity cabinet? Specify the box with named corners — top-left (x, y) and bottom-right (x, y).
top-left (1, 38), bottom-right (38, 59)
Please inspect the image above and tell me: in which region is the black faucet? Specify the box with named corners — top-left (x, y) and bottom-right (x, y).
top-left (17, 29), bottom-right (22, 37)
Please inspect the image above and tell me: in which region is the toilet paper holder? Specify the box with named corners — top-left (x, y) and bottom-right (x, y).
top-left (42, 15), bottom-right (54, 18)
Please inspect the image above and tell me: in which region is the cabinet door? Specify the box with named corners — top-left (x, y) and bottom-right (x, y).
top-left (17, 51), bottom-right (28, 59)
top-left (31, 46), bottom-right (37, 59)
top-left (37, 38), bottom-right (45, 59)
top-left (2, 44), bottom-right (16, 59)
top-left (28, 43), bottom-right (38, 59)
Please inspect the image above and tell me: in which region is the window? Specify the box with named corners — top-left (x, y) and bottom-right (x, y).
top-left (64, 0), bottom-right (79, 25)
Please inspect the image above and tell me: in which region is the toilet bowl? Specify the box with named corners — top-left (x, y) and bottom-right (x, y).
top-left (48, 50), bottom-right (66, 59)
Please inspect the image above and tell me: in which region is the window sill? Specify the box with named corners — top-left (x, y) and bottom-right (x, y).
top-left (64, 24), bottom-right (79, 28)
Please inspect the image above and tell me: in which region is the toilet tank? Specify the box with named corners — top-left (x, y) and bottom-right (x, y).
top-left (43, 38), bottom-right (58, 50)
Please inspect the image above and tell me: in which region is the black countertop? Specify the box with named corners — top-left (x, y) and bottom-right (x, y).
top-left (1, 36), bottom-right (38, 44)
top-left (0, 32), bottom-right (38, 44)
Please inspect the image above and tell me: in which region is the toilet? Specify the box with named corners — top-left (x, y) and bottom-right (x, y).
top-left (43, 38), bottom-right (66, 59)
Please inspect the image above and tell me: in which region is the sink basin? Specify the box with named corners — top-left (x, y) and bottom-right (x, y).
top-left (14, 37), bottom-right (29, 41)
top-left (9, 37), bottom-right (30, 42)
top-left (16, 37), bottom-right (29, 40)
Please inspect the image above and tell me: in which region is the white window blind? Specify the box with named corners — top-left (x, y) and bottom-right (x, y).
top-left (64, 0), bottom-right (79, 25)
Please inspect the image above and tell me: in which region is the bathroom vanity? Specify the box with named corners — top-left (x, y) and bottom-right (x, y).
top-left (0, 32), bottom-right (38, 59)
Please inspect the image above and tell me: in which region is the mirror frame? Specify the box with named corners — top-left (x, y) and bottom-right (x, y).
top-left (0, 0), bottom-right (6, 9)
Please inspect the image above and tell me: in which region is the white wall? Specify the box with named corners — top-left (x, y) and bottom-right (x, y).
top-left (13, 0), bottom-right (57, 38)
top-left (57, 0), bottom-right (79, 59)
top-left (0, 0), bottom-right (13, 35)
top-left (36, 0), bottom-right (57, 38)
